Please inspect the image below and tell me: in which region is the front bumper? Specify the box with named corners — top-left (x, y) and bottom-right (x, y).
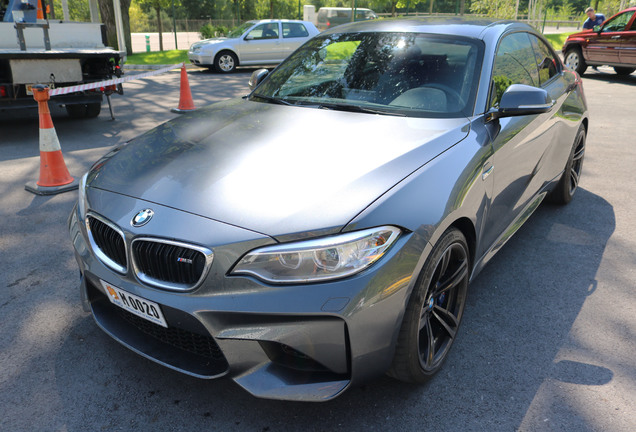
top-left (68, 190), bottom-right (427, 401)
top-left (188, 51), bottom-right (214, 67)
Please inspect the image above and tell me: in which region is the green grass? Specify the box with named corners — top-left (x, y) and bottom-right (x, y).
top-left (126, 50), bottom-right (188, 65)
top-left (544, 32), bottom-right (576, 51)
top-left (124, 32), bottom-right (574, 64)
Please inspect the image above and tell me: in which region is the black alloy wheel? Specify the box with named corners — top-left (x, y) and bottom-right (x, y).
top-left (548, 124), bottom-right (586, 204)
top-left (389, 228), bottom-right (470, 383)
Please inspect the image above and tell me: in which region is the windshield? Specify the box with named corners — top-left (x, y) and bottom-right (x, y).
top-left (228, 21), bottom-right (255, 38)
top-left (252, 32), bottom-right (483, 117)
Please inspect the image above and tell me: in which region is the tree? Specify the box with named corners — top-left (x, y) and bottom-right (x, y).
top-left (137, 0), bottom-right (175, 51)
top-left (97, 0), bottom-right (133, 55)
top-left (471, 0), bottom-right (517, 18)
top-left (396, 0), bottom-right (427, 15)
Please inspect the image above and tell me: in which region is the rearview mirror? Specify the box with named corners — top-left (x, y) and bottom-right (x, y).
top-left (248, 68), bottom-right (269, 91)
top-left (488, 84), bottom-right (554, 121)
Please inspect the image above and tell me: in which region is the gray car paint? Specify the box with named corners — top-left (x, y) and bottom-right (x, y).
top-left (88, 99), bottom-right (471, 239)
top-left (70, 18), bottom-right (589, 401)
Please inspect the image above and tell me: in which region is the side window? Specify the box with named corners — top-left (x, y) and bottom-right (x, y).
top-left (247, 23), bottom-right (279, 40)
top-left (282, 23), bottom-right (309, 39)
top-left (490, 32), bottom-right (539, 108)
top-left (529, 35), bottom-right (560, 85)
top-left (602, 11), bottom-right (634, 32)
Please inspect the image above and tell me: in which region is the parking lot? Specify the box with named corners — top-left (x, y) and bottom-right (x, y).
top-left (1, 67), bottom-right (635, 431)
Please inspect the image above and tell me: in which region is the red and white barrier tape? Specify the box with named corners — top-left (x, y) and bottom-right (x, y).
top-left (49, 63), bottom-right (183, 97)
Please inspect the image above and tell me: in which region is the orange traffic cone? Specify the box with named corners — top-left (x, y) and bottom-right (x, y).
top-left (36, 0), bottom-right (44, 19)
top-left (25, 85), bottom-right (79, 195)
top-left (171, 63), bottom-right (196, 113)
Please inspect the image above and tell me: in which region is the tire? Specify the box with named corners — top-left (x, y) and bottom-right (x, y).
top-left (614, 66), bottom-right (635, 76)
top-left (388, 228), bottom-right (470, 383)
top-left (564, 47), bottom-right (587, 75)
top-left (85, 103), bottom-right (101, 118)
top-left (214, 51), bottom-right (238, 73)
top-left (65, 102), bottom-right (101, 119)
top-left (548, 124), bottom-right (586, 205)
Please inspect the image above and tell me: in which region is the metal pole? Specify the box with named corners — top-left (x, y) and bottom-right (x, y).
top-left (112, 0), bottom-right (127, 55)
top-left (61, 0), bottom-right (70, 21)
top-left (172, 0), bottom-right (177, 50)
top-left (542, 8), bottom-right (547, 33)
top-left (88, 0), bottom-right (99, 23)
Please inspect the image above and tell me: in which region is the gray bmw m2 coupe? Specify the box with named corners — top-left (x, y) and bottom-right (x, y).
top-left (69, 17), bottom-right (588, 401)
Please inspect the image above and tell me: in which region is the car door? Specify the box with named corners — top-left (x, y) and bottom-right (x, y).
top-left (585, 10), bottom-right (635, 65)
top-left (480, 32), bottom-right (558, 256)
top-left (618, 12), bottom-right (636, 66)
top-left (281, 22), bottom-right (311, 59)
top-left (239, 22), bottom-right (283, 64)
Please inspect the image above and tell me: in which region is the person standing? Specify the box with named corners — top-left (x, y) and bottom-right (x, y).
top-left (583, 7), bottom-right (606, 30)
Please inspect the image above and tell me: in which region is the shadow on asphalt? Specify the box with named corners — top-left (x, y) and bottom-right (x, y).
top-left (36, 188), bottom-right (615, 431)
top-left (580, 69), bottom-right (636, 86)
top-left (0, 69), bottom-right (622, 431)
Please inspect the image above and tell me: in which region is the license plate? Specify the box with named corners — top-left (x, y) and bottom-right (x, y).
top-left (26, 83), bottom-right (55, 95)
top-left (100, 280), bottom-right (168, 328)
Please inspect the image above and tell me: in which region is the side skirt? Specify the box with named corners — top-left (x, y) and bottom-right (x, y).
top-left (470, 190), bottom-right (547, 282)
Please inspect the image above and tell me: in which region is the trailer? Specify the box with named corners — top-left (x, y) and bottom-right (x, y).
top-left (0, 0), bottom-right (123, 118)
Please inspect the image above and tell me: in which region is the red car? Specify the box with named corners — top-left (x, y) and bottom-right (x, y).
top-left (563, 6), bottom-right (636, 75)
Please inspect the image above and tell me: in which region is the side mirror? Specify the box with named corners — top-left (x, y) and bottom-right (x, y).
top-left (248, 68), bottom-right (269, 91)
top-left (488, 84), bottom-right (554, 121)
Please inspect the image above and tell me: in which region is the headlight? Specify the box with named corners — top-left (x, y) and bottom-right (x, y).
top-left (231, 226), bottom-right (401, 283)
top-left (192, 46), bottom-right (201, 53)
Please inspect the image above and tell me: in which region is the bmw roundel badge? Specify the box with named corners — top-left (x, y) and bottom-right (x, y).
top-left (131, 209), bottom-right (154, 227)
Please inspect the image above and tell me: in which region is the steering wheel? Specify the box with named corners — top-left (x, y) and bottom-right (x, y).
top-left (419, 83), bottom-right (463, 110)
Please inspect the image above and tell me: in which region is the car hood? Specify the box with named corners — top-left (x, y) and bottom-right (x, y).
top-left (191, 37), bottom-right (232, 48)
top-left (88, 98), bottom-right (469, 238)
top-left (565, 29), bottom-right (595, 40)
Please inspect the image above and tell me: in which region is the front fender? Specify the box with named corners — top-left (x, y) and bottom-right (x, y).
top-left (345, 118), bottom-right (492, 256)
top-left (203, 42), bottom-right (236, 61)
top-left (562, 38), bottom-right (588, 54)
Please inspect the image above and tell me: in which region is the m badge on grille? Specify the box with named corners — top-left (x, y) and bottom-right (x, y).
top-left (131, 209), bottom-right (154, 227)
top-left (177, 257), bottom-right (193, 264)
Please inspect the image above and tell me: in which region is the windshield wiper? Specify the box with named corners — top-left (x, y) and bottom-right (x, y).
top-left (315, 102), bottom-right (406, 117)
top-left (251, 94), bottom-right (294, 106)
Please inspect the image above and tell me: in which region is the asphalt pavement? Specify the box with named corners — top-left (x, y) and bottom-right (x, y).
top-left (0, 66), bottom-right (634, 431)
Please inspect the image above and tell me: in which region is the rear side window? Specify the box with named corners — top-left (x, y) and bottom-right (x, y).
top-left (247, 23), bottom-right (279, 40)
top-left (490, 32), bottom-right (539, 108)
top-left (283, 23), bottom-right (309, 39)
top-left (529, 35), bottom-right (560, 85)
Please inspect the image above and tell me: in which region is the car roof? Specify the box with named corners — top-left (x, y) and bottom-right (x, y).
top-left (318, 7), bottom-right (374, 11)
top-left (320, 17), bottom-right (535, 40)
top-left (251, 19), bottom-right (313, 24)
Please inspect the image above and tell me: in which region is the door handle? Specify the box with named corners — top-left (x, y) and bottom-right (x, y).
top-left (611, 35), bottom-right (621, 39)
top-left (482, 163), bottom-right (494, 180)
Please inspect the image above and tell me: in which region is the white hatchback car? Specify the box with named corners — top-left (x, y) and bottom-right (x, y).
top-left (188, 19), bottom-right (320, 73)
